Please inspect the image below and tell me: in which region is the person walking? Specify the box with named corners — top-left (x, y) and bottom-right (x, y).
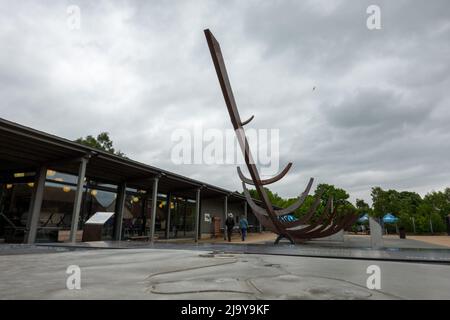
top-left (225, 213), bottom-right (235, 242)
top-left (239, 215), bottom-right (249, 241)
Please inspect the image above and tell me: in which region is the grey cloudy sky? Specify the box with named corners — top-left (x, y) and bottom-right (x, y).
top-left (1, 0), bottom-right (449, 204)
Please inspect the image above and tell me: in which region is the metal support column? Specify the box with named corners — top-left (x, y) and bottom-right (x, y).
top-left (149, 176), bottom-right (159, 243)
top-left (140, 197), bottom-right (147, 236)
top-left (113, 182), bottom-right (126, 240)
top-left (25, 184), bottom-right (37, 237)
top-left (194, 188), bottom-right (201, 242)
top-left (70, 157), bottom-right (88, 243)
top-left (165, 192), bottom-right (172, 239)
top-left (223, 195), bottom-right (228, 240)
top-left (25, 166), bottom-right (47, 244)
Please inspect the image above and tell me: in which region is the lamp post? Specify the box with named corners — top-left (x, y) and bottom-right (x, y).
top-left (429, 214), bottom-right (434, 234)
top-left (410, 216), bottom-right (416, 234)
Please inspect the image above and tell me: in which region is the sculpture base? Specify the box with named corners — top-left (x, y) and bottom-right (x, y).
top-left (274, 234), bottom-right (295, 245)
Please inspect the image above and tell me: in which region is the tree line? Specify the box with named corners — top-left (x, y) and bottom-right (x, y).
top-left (246, 184), bottom-right (450, 234)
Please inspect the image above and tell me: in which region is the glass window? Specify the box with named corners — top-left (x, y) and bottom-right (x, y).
top-left (46, 170), bottom-right (78, 185)
top-left (0, 183), bottom-right (32, 243)
top-left (35, 182), bottom-right (77, 242)
top-left (122, 194), bottom-right (145, 239)
top-left (82, 188), bottom-right (117, 240)
top-left (169, 197), bottom-right (196, 238)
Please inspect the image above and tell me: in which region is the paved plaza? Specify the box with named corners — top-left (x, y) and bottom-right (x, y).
top-left (1, 242), bottom-right (450, 300)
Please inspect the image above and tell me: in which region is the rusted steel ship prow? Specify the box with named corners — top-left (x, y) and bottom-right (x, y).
top-left (204, 29), bottom-right (356, 244)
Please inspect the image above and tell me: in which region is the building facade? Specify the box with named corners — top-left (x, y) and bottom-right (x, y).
top-left (0, 118), bottom-right (262, 244)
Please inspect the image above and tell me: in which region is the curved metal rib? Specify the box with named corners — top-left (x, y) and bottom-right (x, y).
top-left (241, 115), bottom-right (254, 126)
top-left (278, 189), bottom-right (325, 228)
top-left (274, 178), bottom-right (314, 216)
top-left (286, 196), bottom-right (333, 232)
top-left (297, 213), bottom-right (357, 239)
top-left (242, 183), bottom-right (268, 217)
top-left (295, 207), bottom-right (338, 238)
top-left (297, 189), bottom-right (324, 224)
top-left (242, 178), bottom-right (321, 230)
top-left (237, 163), bottom-right (293, 186)
top-left (286, 210), bottom-right (333, 235)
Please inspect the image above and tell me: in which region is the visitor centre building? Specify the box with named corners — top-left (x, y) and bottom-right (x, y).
top-left (0, 117), bottom-right (261, 244)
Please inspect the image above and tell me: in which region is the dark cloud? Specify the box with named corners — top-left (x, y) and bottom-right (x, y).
top-left (0, 0), bottom-right (449, 204)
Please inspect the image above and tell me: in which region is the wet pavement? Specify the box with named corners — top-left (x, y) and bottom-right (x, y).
top-left (1, 247), bottom-right (450, 299)
top-left (2, 236), bottom-right (450, 299)
top-left (0, 244), bottom-right (80, 255)
top-left (29, 235), bottom-right (450, 264)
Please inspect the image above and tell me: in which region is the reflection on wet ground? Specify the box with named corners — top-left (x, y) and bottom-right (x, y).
top-left (27, 234), bottom-right (450, 264)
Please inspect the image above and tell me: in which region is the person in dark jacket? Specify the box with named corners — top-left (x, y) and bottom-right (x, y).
top-left (225, 213), bottom-right (235, 242)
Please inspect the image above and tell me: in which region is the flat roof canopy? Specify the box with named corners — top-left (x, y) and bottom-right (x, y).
top-left (0, 117), bottom-right (253, 202)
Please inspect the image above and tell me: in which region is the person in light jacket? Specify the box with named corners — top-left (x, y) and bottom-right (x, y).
top-left (239, 215), bottom-right (249, 241)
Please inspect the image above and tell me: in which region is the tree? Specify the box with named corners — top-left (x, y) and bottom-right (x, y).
top-left (315, 183), bottom-right (350, 206)
top-left (371, 187), bottom-right (406, 217)
top-left (398, 191), bottom-right (422, 215)
top-left (419, 189), bottom-right (450, 233)
top-left (423, 189), bottom-right (450, 221)
top-left (356, 199), bottom-right (370, 214)
top-left (75, 132), bottom-right (126, 157)
top-left (314, 184), bottom-right (355, 218)
top-left (286, 194), bottom-right (317, 219)
top-left (371, 187), bottom-right (386, 218)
